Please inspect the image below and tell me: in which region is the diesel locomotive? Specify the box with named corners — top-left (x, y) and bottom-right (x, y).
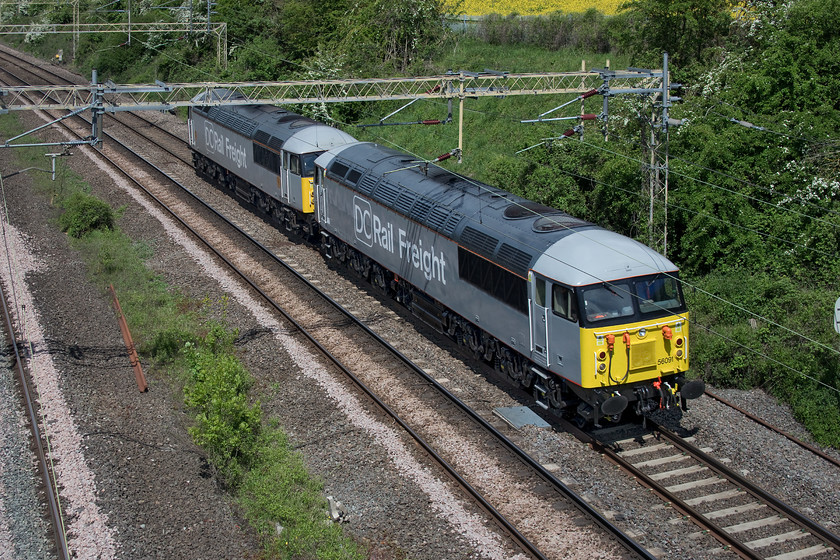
top-left (188, 90), bottom-right (704, 426)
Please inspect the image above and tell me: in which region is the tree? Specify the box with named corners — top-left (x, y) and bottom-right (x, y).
top-left (337, 0), bottom-right (448, 73)
top-left (615, 0), bottom-right (732, 67)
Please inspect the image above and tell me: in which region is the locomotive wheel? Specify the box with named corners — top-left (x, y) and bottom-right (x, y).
top-left (545, 377), bottom-right (565, 409)
top-left (500, 348), bottom-right (522, 385)
top-left (371, 265), bottom-right (388, 292)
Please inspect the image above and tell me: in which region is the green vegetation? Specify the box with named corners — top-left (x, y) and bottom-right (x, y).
top-left (183, 321), bottom-right (263, 487)
top-left (3, 0), bottom-right (839, 448)
top-left (58, 191), bottom-right (117, 237)
top-left (0, 118), bottom-right (363, 558)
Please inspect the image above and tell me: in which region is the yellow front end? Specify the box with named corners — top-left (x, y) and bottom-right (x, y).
top-left (301, 177), bottom-right (315, 213)
top-left (579, 313), bottom-right (689, 389)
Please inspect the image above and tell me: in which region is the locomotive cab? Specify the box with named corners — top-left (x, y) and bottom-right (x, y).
top-left (530, 231), bottom-right (704, 424)
top-left (281, 149), bottom-right (323, 214)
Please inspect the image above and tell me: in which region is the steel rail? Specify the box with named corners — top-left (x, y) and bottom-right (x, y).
top-left (650, 419), bottom-right (840, 554)
top-left (563, 419), bottom-right (765, 560)
top-left (0, 260), bottom-right (70, 560)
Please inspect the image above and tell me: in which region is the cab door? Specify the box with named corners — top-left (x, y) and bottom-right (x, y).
top-left (316, 168), bottom-right (329, 225)
top-left (529, 272), bottom-right (549, 367)
top-left (281, 151), bottom-right (291, 202)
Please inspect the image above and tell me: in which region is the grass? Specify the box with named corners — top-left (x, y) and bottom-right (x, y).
top-left (0, 112), bottom-right (364, 559)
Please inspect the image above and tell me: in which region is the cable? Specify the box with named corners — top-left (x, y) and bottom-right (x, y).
top-left (606, 128), bottom-right (840, 223)
top-left (574, 136), bottom-right (840, 232)
top-left (553, 163), bottom-right (836, 260)
top-left (709, 101), bottom-right (840, 149)
top-left (690, 318), bottom-right (839, 394)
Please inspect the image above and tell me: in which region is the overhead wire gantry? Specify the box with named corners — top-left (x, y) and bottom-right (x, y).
top-left (0, 67), bottom-right (665, 154)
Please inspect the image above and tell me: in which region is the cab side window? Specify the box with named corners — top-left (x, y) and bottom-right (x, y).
top-left (552, 284), bottom-right (578, 322)
top-left (534, 277), bottom-right (546, 307)
top-left (289, 154), bottom-right (301, 175)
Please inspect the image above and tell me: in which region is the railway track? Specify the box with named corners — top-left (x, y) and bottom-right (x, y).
top-left (0, 45), bottom-right (656, 559)
top-left (566, 419), bottom-right (840, 560)
top-left (704, 390), bottom-right (840, 471)
top-left (0, 262), bottom-right (68, 559)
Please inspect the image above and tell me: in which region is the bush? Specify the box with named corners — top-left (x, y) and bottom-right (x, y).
top-left (475, 10), bottom-right (614, 52)
top-left (687, 271), bottom-right (840, 447)
top-left (58, 191), bottom-right (115, 238)
top-left (183, 322), bottom-right (262, 487)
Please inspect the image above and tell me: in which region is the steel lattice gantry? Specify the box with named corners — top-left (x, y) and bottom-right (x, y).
top-left (0, 22), bottom-right (228, 67)
top-left (0, 69), bottom-right (664, 158)
top-left (1, 68), bottom-right (668, 166)
top-left (0, 70), bottom-right (663, 112)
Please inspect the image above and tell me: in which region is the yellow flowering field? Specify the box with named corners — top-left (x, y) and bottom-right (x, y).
top-left (454, 0), bottom-right (624, 16)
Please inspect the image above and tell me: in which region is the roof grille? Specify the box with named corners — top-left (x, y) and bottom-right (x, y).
top-left (357, 175), bottom-right (378, 195)
top-left (410, 199), bottom-right (433, 222)
top-left (394, 191), bottom-right (416, 215)
top-left (460, 226), bottom-right (498, 258)
top-left (497, 243), bottom-right (532, 276)
top-left (373, 182), bottom-right (400, 206)
top-left (442, 212), bottom-right (462, 237)
top-left (254, 129), bottom-right (271, 144)
top-left (426, 206), bottom-right (449, 231)
top-left (206, 108), bottom-right (258, 137)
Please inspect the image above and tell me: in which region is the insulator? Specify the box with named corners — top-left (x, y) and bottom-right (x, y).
top-left (581, 89), bottom-right (598, 99)
top-left (434, 152), bottom-right (452, 162)
top-left (580, 113), bottom-right (597, 121)
top-left (421, 120), bottom-right (441, 125)
top-left (562, 129), bottom-right (575, 137)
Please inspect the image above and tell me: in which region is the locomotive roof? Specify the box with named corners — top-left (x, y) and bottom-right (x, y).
top-left (534, 228), bottom-right (678, 286)
top-left (320, 142), bottom-right (678, 285)
top-left (192, 90), bottom-right (354, 152)
top-left (322, 143), bottom-right (642, 280)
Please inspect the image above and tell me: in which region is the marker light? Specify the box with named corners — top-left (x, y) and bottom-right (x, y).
top-left (675, 337), bottom-right (684, 347)
top-left (676, 349), bottom-right (684, 358)
top-left (597, 350), bottom-right (607, 361)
